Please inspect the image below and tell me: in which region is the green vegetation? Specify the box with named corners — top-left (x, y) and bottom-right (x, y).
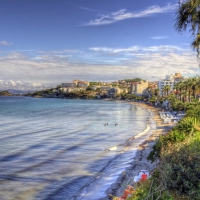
top-left (148, 116), bottom-right (200, 162)
top-left (89, 82), bottom-right (101, 86)
top-left (175, 0), bottom-right (200, 55)
top-left (128, 114), bottom-right (200, 199)
top-left (127, 174), bottom-right (175, 200)
top-left (124, 78), bottom-right (142, 82)
top-left (0, 91), bottom-right (13, 96)
top-left (127, 107), bottom-right (200, 200)
top-left (86, 86), bottom-right (93, 91)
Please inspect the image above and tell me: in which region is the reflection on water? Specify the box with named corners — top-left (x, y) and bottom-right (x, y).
top-left (0, 97), bottom-right (150, 200)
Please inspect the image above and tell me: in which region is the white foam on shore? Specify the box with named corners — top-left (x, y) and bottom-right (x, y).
top-left (134, 125), bottom-right (150, 139)
top-left (105, 125), bottom-right (150, 153)
top-left (108, 146), bottom-right (118, 151)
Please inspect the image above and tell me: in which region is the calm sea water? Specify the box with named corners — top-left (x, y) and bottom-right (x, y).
top-left (0, 97), bottom-right (154, 200)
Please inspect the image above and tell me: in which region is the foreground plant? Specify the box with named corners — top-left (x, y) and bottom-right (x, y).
top-left (158, 136), bottom-right (200, 199)
top-left (175, 0), bottom-right (200, 56)
top-left (148, 116), bottom-right (200, 162)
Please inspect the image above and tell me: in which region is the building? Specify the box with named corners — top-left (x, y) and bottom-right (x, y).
top-left (73, 80), bottom-right (89, 88)
top-left (148, 81), bottom-right (158, 89)
top-left (73, 80), bottom-right (80, 85)
top-left (130, 80), bottom-right (149, 96)
top-left (158, 73), bottom-right (185, 95)
top-left (101, 86), bottom-right (112, 90)
top-left (62, 87), bottom-right (84, 92)
top-left (77, 81), bottom-right (89, 88)
top-left (118, 80), bottom-right (126, 84)
top-left (62, 80), bottom-right (89, 89)
top-left (107, 87), bottom-right (123, 98)
top-left (92, 85), bottom-right (100, 90)
top-left (61, 83), bottom-right (76, 88)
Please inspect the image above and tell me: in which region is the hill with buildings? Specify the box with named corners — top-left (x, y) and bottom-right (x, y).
top-left (0, 91), bottom-right (13, 96)
top-left (26, 73), bottom-right (190, 103)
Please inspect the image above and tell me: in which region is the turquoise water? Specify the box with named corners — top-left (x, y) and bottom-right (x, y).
top-left (0, 97), bottom-right (152, 200)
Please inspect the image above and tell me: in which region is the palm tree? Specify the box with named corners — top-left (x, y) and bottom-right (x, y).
top-left (178, 81), bottom-right (184, 101)
top-left (191, 77), bottom-right (198, 98)
top-left (163, 85), bottom-right (171, 96)
top-left (154, 88), bottom-right (160, 97)
top-left (175, 0), bottom-right (200, 55)
top-left (196, 76), bottom-right (200, 97)
top-left (185, 78), bottom-right (193, 102)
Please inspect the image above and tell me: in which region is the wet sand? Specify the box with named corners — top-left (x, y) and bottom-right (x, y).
top-left (102, 102), bottom-right (175, 199)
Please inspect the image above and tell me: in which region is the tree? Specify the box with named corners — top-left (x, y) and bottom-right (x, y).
top-left (86, 86), bottom-right (93, 91)
top-left (175, 0), bottom-right (200, 56)
top-left (163, 85), bottom-right (171, 96)
top-left (154, 88), bottom-right (160, 97)
top-left (56, 85), bottom-right (61, 89)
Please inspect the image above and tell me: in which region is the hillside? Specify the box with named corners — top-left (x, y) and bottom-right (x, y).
top-left (0, 91), bottom-right (13, 96)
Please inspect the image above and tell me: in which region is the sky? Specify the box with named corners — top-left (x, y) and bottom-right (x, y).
top-left (0, 0), bottom-right (199, 90)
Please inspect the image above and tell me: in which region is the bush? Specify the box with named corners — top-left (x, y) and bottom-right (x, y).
top-left (147, 117), bottom-right (200, 162)
top-left (127, 173), bottom-right (175, 200)
top-left (158, 136), bottom-right (200, 199)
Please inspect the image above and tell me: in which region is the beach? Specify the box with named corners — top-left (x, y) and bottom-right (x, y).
top-left (103, 102), bottom-right (175, 199)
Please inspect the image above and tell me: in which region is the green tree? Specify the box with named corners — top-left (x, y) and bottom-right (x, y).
top-left (86, 86), bottom-right (93, 91)
top-left (163, 85), bottom-right (171, 96)
top-left (175, 0), bottom-right (200, 55)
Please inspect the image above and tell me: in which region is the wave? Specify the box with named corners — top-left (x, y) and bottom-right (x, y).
top-left (105, 124), bottom-right (150, 153)
top-left (134, 124), bottom-right (150, 139)
top-left (106, 146), bottom-right (118, 151)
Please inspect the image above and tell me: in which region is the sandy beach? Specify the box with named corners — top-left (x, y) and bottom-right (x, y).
top-left (102, 102), bottom-right (175, 200)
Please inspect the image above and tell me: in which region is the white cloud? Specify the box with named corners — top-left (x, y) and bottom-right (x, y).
top-left (0, 45), bottom-right (198, 90)
top-left (89, 45), bottom-right (187, 54)
top-left (0, 41), bottom-right (13, 46)
top-left (151, 36), bottom-right (169, 40)
top-left (89, 46), bottom-right (140, 53)
top-left (0, 80), bottom-right (50, 91)
top-left (83, 4), bottom-right (177, 26)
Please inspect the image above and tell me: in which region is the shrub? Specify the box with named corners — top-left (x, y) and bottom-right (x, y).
top-left (147, 117), bottom-right (200, 162)
top-left (158, 136), bottom-right (200, 199)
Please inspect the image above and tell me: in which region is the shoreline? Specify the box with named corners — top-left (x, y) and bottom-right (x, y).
top-left (102, 102), bottom-right (175, 199)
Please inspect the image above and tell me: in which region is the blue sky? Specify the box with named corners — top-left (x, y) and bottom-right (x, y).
top-left (0, 0), bottom-right (199, 90)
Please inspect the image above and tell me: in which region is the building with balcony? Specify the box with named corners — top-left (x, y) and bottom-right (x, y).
top-left (158, 73), bottom-right (185, 95)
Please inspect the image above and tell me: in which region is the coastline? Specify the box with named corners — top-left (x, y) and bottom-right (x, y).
top-left (0, 97), bottom-right (175, 200)
top-left (102, 102), bottom-right (175, 200)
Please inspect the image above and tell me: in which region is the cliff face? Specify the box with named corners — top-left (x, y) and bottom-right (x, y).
top-left (0, 91), bottom-right (13, 96)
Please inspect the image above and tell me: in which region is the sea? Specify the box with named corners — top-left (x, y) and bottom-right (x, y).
top-left (0, 97), bottom-right (155, 200)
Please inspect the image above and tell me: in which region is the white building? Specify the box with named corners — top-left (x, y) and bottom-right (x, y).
top-left (158, 73), bottom-right (185, 95)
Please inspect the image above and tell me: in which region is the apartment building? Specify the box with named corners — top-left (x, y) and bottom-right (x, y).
top-left (158, 73), bottom-right (185, 95)
top-left (130, 80), bottom-right (149, 95)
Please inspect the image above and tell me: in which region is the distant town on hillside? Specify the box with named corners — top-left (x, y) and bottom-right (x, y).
top-left (11, 72), bottom-right (190, 101)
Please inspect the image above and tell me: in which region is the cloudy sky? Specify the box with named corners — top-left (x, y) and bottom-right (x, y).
top-left (0, 0), bottom-right (199, 90)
